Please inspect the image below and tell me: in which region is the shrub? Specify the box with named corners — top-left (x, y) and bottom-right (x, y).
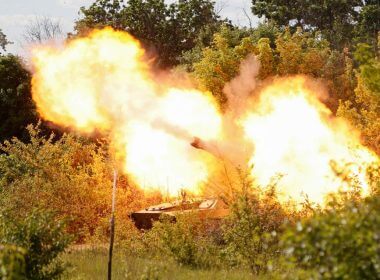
top-left (136, 213), bottom-right (221, 269)
top-left (222, 185), bottom-right (289, 274)
top-left (0, 209), bottom-right (72, 280)
top-left (0, 124), bottom-right (152, 242)
top-left (0, 245), bottom-right (26, 279)
top-left (282, 194), bottom-right (380, 279)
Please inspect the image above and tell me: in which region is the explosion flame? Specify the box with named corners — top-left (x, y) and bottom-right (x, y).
top-left (31, 28), bottom-right (378, 204)
top-left (32, 28), bottom-right (221, 196)
top-left (242, 78), bottom-right (377, 203)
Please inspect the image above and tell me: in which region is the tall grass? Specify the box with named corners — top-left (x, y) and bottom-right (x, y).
top-left (62, 246), bottom-right (253, 280)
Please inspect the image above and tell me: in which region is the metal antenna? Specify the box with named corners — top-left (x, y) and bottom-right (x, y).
top-left (108, 168), bottom-right (118, 280)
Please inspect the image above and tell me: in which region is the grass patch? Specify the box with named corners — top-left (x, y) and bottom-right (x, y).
top-left (62, 247), bottom-right (253, 280)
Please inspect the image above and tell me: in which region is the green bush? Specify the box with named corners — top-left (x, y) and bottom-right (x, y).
top-left (0, 54), bottom-right (37, 143)
top-left (0, 124), bottom-right (155, 242)
top-left (222, 186), bottom-right (289, 274)
top-left (136, 213), bottom-right (222, 269)
top-left (282, 194), bottom-right (380, 279)
top-left (0, 209), bottom-right (72, 280)
top-left (0, 245), bottom-right (26, 280)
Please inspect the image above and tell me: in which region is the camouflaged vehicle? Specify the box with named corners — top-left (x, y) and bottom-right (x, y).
top-left (130, 198), bottom-right (229, 230)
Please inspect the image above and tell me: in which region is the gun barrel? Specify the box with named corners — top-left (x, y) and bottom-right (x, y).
top-left (190, 137), bottom-right (204, 150)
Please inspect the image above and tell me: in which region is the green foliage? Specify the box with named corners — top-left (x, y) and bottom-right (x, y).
top-left (250, 21), bottom-right (281, 48)
top-left (354, 2), bottom-right (380, 47)
top-left (282, 194), bottom-right (380, 279)
top-left (192, 26), bottom-right (256, 107)
top-left (222, 186), bottom-right (288, 274)
top-left (180, 25), bottom-right (251, 69)
top-left (251, 0), bottom-right (363, 48)
top-left (337, 43), bottom-right (380, 154)
top-left (76, 0), bottom-right (225, 67)
top-left (75, 0), bottom-right (126, 31)
top-left (137, 213), bottom-right (221, 268)
top-left (0, 245), bottom-right (26, 280)
top-left (275, 27), bottom-right (331, 76)
top-left (0, 29), bottom-right (12, 53)
top-left (0, 124), bottom-right (149, 242)
top-left (0, 55), bottom-right (37, 142)
top-left (337, 75), bottom-right (380, 154)
top-left (354, 42), bottom-right (380, 93)
top-left (251, 0), bottom-right (303, 27)
top-left (256, 38), bottom-right (274, 79)
top-left (0, 210), bottom-right (71, 280)
top-left (191, 26), bottom-right (352, 110)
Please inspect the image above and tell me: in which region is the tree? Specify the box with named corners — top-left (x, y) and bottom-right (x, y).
top-left (250, 21), bottom-right (281, 48)
top-left (275, 28), bottom-right (330, 76)
top-left (192, 26), bottom-right (256, 107)
top-left (192, 26), bottom-right (345, 109)
top-left (0, 210), bottom-right (72, 280)
top-left (354, 42), bottom-right (380, 93)
top-left (0, 55), bottom-right (37, 143)
top-left (22, 16), bottom-right (63, 44)
top-left (75, 0), bottom-right (225, 67)
top-left (180, 25), bottom-right (251, 71)
top-left (251, 0), bottom-right (363, 48)
top-left (74, 0), bottom-right (126, 32)
top-left (251, 0), bottom-right (304, 27)
top-left (257, 38), bottom-right (274, 79)
top-left (337, 42), bottom-right (380, 154)
top-left (354, 1), bottom-right (380, 47)
top-left (0, 28), bottom-right (12, 54)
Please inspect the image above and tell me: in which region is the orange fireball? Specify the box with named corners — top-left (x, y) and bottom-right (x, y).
top-left (32, 28), bottom-right (222, 195)
top-left (31, 28), bottom-right (378, 204)
top-left (242, 77), bottom-right (377, 203)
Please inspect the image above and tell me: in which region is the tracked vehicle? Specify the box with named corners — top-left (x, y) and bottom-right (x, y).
top-left (131, 198), bottom-right (229, 230)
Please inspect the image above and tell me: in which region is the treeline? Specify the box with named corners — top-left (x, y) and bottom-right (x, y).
top-left (0, 0), bottom-right (379, 279)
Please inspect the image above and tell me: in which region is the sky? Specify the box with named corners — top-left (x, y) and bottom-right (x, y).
top-left (0, 0), bottom-right (259, 56)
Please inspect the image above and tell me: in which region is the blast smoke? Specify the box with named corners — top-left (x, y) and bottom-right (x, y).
top-left (195, 54), bottom-right (261, 166)
top-left (224, 54), bottom-right (260, 117)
